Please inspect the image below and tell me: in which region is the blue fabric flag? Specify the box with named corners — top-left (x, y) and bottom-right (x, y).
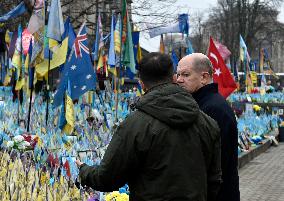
top-left (0, 54), bottom-right (7, 82)
top-left (58, 18), bottom-right (76, 73)
top-left (8, 31), bottom-right (18, 58)
top-left (47, 0), bottom-right (64, 41)
top-left (28, 69), bottom-right (34, 90)
top-left (178, 14), bottom-right (189, 35)
top-left (186, 38), bottom-right (194, 55)
top-left (240, 35), bottom-right (248, 51)
top-left (171, 50), bottom-right (179, 73)
top-left (43, 27), bottom-right (52, 59)
top-left (0, 2), bottom-right (27, 22)
top-left (132, 31), bottom-right (140, 69)
top-left (108, 14), bottom-right (116, 67)
top-left (92, 12), bottom-right (103, 61)
top-left (53, 23), bottom-right (96, 107)
top-left (233, 60), bottom-right (239, 82)
top-left (263, 48), bottom-right (269, 60)
top-left (58, 79), bottom-right (72, 131)
top-left (62, 17), bottom-right (76, 52)
top-left (240, 35), bottom-right (249, 62)
top-left (28, 39), bottom-right (35, 89)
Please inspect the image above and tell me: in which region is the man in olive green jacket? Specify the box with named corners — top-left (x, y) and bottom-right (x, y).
top-left (77, 53), bottom-right (221, 201)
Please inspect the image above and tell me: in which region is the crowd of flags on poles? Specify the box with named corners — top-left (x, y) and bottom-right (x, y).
top-left (0, 0), bottom-right (142, 134)
top-left (0, 0), bottom-right (279, 133)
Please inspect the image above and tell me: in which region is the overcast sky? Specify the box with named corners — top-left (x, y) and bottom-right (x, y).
top-left (135, 0), bottom-right (284, 52)
top-left (177, 0), bottom-right (284, 22)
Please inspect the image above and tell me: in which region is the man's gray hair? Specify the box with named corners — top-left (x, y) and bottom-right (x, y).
top-left (192, 56), bottom-right (213, 76)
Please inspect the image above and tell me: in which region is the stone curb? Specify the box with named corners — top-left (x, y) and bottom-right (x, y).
top-left (238, 129), bottom-right (279, 169)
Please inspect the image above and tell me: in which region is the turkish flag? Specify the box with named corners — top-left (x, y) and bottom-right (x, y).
top-left (208, 37), bottom-right (237, 98)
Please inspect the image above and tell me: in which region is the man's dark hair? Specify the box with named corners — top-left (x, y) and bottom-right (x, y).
top-left (138, 53), bottom-right (173, 88)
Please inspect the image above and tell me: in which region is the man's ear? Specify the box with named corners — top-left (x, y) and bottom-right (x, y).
top-left (201, 73), bottom-right (212, 85)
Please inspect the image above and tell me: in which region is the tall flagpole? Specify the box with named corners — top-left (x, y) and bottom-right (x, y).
top-left (46, 50), bottom-right (50, 126)
top-left (18, 25), bottom-right (24, 125)
top-left (45, 0), bottom-right (50, 126)
top-left (0, 54), bottom-right (2, 83)
top-left (115, 3), bottom-right (124, 123)
top-left (27, 68), bottom-right (34, 132)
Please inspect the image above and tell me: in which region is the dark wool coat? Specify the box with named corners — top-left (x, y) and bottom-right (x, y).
top-left (192, 83), bottom-right (240, 201)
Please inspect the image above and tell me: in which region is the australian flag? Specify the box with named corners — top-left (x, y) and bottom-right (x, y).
top-left (53, 23), bottom-right (96, 107)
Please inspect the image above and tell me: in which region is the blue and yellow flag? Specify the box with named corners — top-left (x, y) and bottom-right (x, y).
top-left (59, 80), bottom-right (74, 135)
top-left (108, 14), bottom-right (116, 67)
top-left (114, 14), bottom-right (121, 54)
top-left (64, 80), bottom-right (75, 134)
top-left (240, 35), bottom-right (253, 92)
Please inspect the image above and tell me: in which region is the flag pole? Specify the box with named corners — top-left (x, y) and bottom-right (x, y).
top-left (46, 49), bottom-right (50, 125)
top-left (17, 91), bottom-right (20, 124)
top-left (0, 56), bottom-right (2, 83)
top-left (115, 68), bottom-right (120, 122)
top-left (27, 69), bottom-right (34, 132)
top-left (27, 94), bottom-right (33, 131)
top-left (45, 0), bottom-right (50, 126)
top-left (18, 25), bottom-right (24, 125)
top-left (115, 8), bottom-right (123, 123)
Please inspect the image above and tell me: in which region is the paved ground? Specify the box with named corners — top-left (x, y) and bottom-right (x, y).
top-left (239, 143), bottom-right (284, 201)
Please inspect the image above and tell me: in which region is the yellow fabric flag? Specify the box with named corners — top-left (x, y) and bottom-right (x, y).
top-left (240, 48), bottom-right (244, 62)
top-left (250, 71), bottom-right (257, 84)
top-left (108, 65), bottom-right (117, 76)
top-left (63, 93), bottom-right (75, 135)
top-left (97, 51), bottom-right (104, 71)
top-left (11, 39), bottom-right (22, 80)
top-left (159, 34), bottom-right (165, 54)
top-left (245, 73), bottom-right (254, 93)
top-left (24, 53), bottom-right (30, 70)
top-left (5, 29), bottom-right (11, 45)
top-left (87, 91), bottom-right (93, 105)
top-left (259, 48), bottom-right (264, 73)
top-left (49, 38), bottom-right (59, 50)
top-left (37, 136), bottom-right (43, 147)
top-left (4, 73), bottom-right (11, 86)
top-left (107, 54), bottom-right (117, 76)
top-left (120, 78), bottom-right (125, 86)
top-left (114, 14), bottom-right (121, 54)
top-left (15, 78), bottom-right (25, 90)
top-left (137, 43), bottom-right (142, 63)
top-left (35, 37), bottom-right (68, 76)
